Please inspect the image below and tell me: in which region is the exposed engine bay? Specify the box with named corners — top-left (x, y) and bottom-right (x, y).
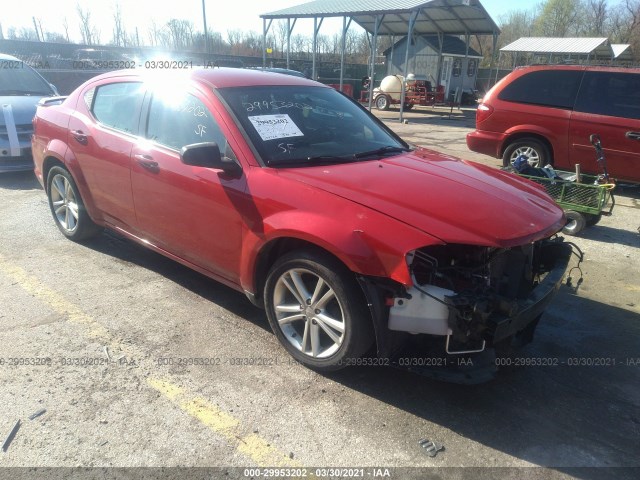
top-left (387, 237), bottom-right (574, 354)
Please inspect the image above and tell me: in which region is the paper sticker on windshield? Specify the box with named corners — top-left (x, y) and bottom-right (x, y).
top-left (248, 114), bottom-right (303, 141)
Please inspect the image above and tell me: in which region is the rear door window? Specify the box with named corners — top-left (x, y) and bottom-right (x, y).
top-left (574, 71), bottom-right (640, 120)
top-left (498, 70), bottom-right (583, 109)
top-left (91, 82), bottom-right (144, 134)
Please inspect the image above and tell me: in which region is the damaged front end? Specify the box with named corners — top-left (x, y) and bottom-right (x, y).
top-left (362, 237), bottom-right (573, 383)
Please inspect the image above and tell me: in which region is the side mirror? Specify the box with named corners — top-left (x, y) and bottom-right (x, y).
top-left (50, 83), bottom-right (59, 96)
top-left (180, 142), bottom-right (242, 176)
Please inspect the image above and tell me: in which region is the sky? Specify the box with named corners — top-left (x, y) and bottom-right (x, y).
top-left (0, 0), bottom-right (543, 43)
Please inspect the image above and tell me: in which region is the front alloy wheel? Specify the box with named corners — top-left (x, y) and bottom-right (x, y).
top-left (264, 250), bottom-right (373, 371)
top-left (274, 268), bottom-right (345, 358)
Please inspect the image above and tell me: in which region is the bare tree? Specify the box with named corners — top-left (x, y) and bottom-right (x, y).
top-left (76, 3), bottom-right (99, 45)
top-left (583, 0), bottom-right (609, 35)
top-left (148, 19), bottom-right (161, 47)
top-left (112, 3), bottom-right (127, 46)
top-left (62, 17), bottom-right (70, 42)
top-left (7, 26), bottom-right (39, 41)
top-left (273, 20), bottom-right (289, 56)
top-left (45, 32), bottom-right (70, 43)
top-left (166, 19), bottom-right (194, 50)
top-left (227, 29), bottom-right (243, 55)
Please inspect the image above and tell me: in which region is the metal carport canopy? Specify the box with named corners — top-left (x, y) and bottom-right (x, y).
top-left (501, 37), bottom-right (612, 57)
top-left (261, 0), bottom-right (500, 36)
top-left (260, 0), bottom-right (500, 121)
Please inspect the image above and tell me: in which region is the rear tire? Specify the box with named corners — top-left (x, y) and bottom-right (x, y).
top-left (584, 213), bottom-right (602, 227)
top-left (502, 138), bottom-right (551, 168)
top-left (562, 210), bottom-right (586, 236)
top-left (264, 250), bottom-right (374, 372)
top-left (47, 166), bottom-right (101, 241)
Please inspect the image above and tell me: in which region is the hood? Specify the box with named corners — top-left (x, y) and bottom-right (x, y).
top-left (0, 95), bottom-right (48, 126)
top-left (276, 148), bottom-right (565, 247)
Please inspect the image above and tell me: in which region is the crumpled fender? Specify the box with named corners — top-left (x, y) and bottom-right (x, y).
top-left (239, 206), bottom-right (443, 296)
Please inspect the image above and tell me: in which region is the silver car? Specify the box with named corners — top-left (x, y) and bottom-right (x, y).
top-left (1, 53), bottom-right (58, 173)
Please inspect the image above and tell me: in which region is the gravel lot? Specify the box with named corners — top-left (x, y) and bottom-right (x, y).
top-left (0, 106), bottom-right (638, 480)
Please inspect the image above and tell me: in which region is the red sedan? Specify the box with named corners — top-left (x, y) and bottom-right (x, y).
top-left (32, 68), bottom-right (571, 380)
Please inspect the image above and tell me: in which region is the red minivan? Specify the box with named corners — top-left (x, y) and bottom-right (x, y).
top-left (467, 65), bottom-right (640, 183)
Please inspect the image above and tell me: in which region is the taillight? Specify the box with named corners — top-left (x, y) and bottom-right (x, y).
top-left (476, 103), bottom-right (494, 124)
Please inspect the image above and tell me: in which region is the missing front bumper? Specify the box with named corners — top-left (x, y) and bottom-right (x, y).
top-left (361, 239), bottom-right (574, 384)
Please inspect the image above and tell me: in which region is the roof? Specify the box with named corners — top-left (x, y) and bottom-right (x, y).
top-left (83, 68), bottom-right (322, 90)
top-left (501, 37), bottom-right (612, 56)
top-left (424, 35), bottom-right (482, 57)
top-left (261, 0), bottom-right (500, 36)
top-left (612, 44), bottom-right (632, 60)
top-left (384, 35), bottom-right (482, 57)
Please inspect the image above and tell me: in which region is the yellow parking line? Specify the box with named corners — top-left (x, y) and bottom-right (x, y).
top-left (0, 253), bottom-right (110, 341)
top-left (148, 377), bottom-right (301, 468)
top-left (0, 253), bottom-right (301, 467)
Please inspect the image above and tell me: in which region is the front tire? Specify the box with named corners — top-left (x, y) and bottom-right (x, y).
top-left (47, 166), bottom-right (101, 241)
top-left (502, 138), bottom-right (551, 168)
top-left (264, 250), bottom-right (374, 372)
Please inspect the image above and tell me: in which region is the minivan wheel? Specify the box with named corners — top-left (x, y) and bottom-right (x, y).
top-left (503, 138), bottom-right (550, 168)
top-left (47, 166), bottom-right (101, 241)
top-left (264, 250), bottom-right (374, 372)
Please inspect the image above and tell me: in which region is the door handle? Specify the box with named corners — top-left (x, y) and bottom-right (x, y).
top-left (626, 131), bottom-right (640, 141)
top-left (70, 129), bottom-right (88, 145)
top-left (134, 154), bottom-right (159, 172)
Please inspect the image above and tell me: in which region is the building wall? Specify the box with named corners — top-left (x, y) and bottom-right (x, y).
top-left (385, 36), bottom-right (480, 97)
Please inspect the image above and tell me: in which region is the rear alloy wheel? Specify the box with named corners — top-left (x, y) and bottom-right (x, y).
top-left (502, 138), bottom-right (550, 168)
top-left (47, 166), bottom-right (101, 241)
top-left (375, 94), bottom-right (390, 111)
top-left (562, 210), bottom-right (586, 236)
top-left (264, 250), bottom-right (373, 371)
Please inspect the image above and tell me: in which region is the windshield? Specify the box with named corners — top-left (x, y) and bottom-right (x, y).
top-left (218, 85), bottom-right (409, 167)
top-left (0, 62), bottom-right (55, 96)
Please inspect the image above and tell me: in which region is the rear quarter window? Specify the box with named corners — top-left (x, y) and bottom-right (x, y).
top-left (498, 70), bottom-right (583, 109)
top-left (91, 82), bottom-right (144, 134)
top-left (574, 71), bottom-right (640, 120)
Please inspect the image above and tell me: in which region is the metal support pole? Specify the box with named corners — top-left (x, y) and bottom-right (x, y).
top-left (489, 32), bottom-right (498, 88)
top-left (367, 15), bottom-right (381, 112)
top-left (436, 32), bottom-right (444, 89)
top-left (286, 18), bottom-right (291, 69)
top-left (339, 17), bottom-right (352, 93)
top-left (201, 0), bottom-right (209, 54)
top-left (311, 18), bottom-right (325, 80)
top-left (285, 18), bottom-right (297, 70)
top-left (262, 18), bottom-right (267, 67)
top-left (399, 11), bottom-right (418, 124)
top-left (312, 18), bottom-right (318, 79)
top-left (388, 35), bottom-right (395, 75)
